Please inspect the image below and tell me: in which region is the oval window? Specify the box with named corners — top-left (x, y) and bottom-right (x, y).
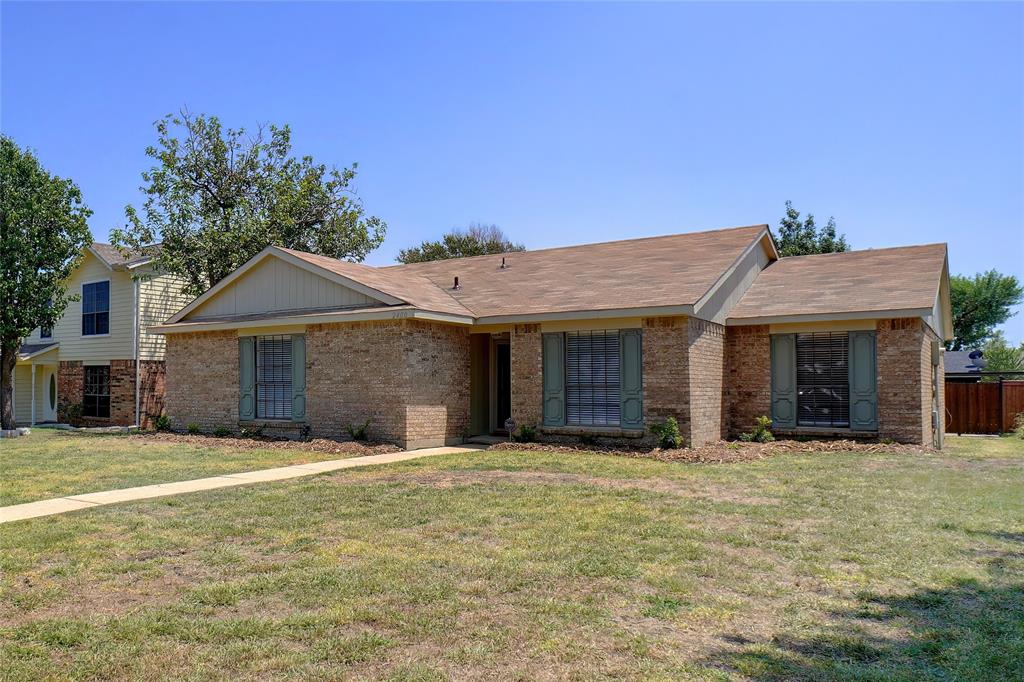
top-left (49, 374), bottom-right (57, 410)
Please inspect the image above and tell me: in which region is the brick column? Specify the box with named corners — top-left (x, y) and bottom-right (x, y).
top-left (57, 361), bottom-right (83, 425)
top-left (510, 324), bottom-right (542, 428)
top-left (687, 318), bottom-right (726, 446)
top-left (877, 318), bottom-right (931, 444)
top-left (642, 316), bottom-right (689, 436)
top-left (724, 325), bottom-right (771, 438)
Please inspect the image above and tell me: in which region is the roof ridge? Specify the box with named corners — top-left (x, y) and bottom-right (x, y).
top-left (382, 223), bottom-right (769, 270)
top-left (771, 242), bottom-right (947, 262)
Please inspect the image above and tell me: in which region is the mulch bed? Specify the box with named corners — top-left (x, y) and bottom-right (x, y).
top-left (123, 432), bottom-right (401, 456)
top-left (490, 439), bottom-right (931, 464)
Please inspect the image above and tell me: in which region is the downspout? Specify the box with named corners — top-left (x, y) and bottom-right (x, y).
top-left (133, 277), bottom-right (141, 428)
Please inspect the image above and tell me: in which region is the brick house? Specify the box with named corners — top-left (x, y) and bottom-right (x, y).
top-left (153, 225), bottom-right (952, 449)
top-left (14, 243), bottom-right (190, 428)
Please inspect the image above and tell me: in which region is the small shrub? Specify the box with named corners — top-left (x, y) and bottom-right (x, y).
top-left (239, 424), bottom-right (264, 439)
top-left (186, 423), bottom-right (201, 435)
top-left (345, 418), bottom-right (372, 441)
top-left (650, 417), bottom-right (683, 449)
top-left (1015, 413), bottom-right (1024, 440)
top-left (513, 425), bottom-right (537, 443)
top-left (63, 403), bottom-right (83, 425)
top-left (738, 416), bottom-right (774, 443)
top-left (213, 426), bottom-right (231, 438)
top-left (153, 414), bottom-right (171, 432)
top-left (579, 433), bottom-right (598, 447)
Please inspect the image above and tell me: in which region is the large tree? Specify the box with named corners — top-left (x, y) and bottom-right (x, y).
top-left (948, 270), bottom-right (1023, 351)
top-left (1, 136), bottom-right (92, 429)
top-left (775, 201), bottom-right (849, 257)
top-left (397, 223), bottom-right (525, 264)
top-left (978, 331), bottom-right (1024, 380)
top-left (111, 111), bottom-right (386, 297)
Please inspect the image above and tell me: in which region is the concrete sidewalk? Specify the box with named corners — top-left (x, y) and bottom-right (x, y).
top-left (0, 444), bottom-right (486, 524)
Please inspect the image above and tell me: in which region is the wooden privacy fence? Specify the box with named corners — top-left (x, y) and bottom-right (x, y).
top-left (945, 380), bottom-right (1024, 435)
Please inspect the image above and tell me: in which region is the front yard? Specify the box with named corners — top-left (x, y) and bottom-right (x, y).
top-left (1, 434), bottom-right (1021, 680)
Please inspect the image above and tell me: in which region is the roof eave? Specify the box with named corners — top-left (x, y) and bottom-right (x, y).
top-left (725, 307), bottom-right (934, 326)
top-left (153, 307), bottom-right (475, 334)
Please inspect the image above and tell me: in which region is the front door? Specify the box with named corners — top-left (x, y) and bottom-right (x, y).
top-left (42, 368), bottom-right (58, 422)
top-left (495, 343), bottom-right (511, 432)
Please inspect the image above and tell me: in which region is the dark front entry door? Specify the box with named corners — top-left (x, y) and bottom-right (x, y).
top-left (495, 343), bottom-right (511, 432)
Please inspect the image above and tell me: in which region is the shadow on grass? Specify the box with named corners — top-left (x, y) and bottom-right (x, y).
top-left (704, 546), bottom-right (1024, 681)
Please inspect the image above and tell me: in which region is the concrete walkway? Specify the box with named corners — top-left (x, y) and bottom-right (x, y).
top-left (0, 444), bottom-right (486, 524)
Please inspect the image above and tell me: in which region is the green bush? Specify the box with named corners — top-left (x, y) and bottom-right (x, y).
top-left (213, 426), bottom-right (231, 438)
top-left (513, 425), bottom-right (537, 443)
top-left (345, 418), bottom-right (372, 441)
top-left (186, 423), bottom-right (201, 435)
top-left (650, 417), bottom-right (683, 449)
top-left (579, 433), bottom-right (598, 447)
top-left (739, 416), bottom-right (774, 443)
top-left (153, 415), bottom-right (171, 432)
top-left (1015, 413), bottom-right (1024, 440)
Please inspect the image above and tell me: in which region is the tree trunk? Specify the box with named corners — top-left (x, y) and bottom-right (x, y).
top-left (1, 340), bottom-right (17, 431)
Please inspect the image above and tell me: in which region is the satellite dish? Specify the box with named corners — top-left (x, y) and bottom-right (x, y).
top-left (968, 350), bottom-right (987, 369)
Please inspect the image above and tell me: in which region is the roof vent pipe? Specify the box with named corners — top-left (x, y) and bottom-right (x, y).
top-left (452, 276), bottom-right (461, 290)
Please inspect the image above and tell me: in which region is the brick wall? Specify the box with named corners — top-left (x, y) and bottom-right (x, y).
top-left (58, 359), bottom-right (157, 427)
top-left (723, 325), bottom-right (771, 438)
top-left (165, 331), bottom-right (239, 431)
top-left (138, 360), bottom-right (167, 428)
top-left (687, 318), bottom-right (726, 446)
top-left (641, 316), bottom-right (689, 433)
top-left (304, 319), bottom-right (469, 449)
top-left (511, 324), bottom-right (542, 428)
top-left (877, 317), bottom-right (943, 445)
top-left (57, 361), bottom-right (83, 424)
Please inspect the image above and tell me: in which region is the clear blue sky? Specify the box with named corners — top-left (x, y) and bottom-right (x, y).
top-left (3, 2), bottom-right (1022, 341)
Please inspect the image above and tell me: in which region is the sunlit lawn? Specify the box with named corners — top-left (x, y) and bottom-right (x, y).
top-left (1, 435), bottom-right (1021, 680)
top-left (0, 430), bottom-right (364, 506)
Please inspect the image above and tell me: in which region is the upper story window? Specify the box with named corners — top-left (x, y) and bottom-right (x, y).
top-left (82, 281), bottom-right (110, 336)
top-left (40, 325), bottom-right (52, 339)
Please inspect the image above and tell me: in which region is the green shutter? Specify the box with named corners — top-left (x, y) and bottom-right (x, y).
top-left (619, 329), bottom-right (643, 429)
top-left (291, 335), bottom-right (306, 422)
top-left (239, 336), bottom-right (255, 421)
top-left (542, 332), bottom-right (565, 426)
top-left (770, 334), bottom-right (797, 428)
top-left (848, 331), bottom-right (877, 431)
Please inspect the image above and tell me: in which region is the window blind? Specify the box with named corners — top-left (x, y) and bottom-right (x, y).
top-left (796, 332), bottom-right (850, 428)
top-left (256, 335), bottom-right (293, 419)
top-left (566, 330), bottom-right (620, 426)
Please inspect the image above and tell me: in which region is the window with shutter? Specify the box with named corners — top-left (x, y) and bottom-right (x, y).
top-left (565, 330), bottom-right (621, 426)
top-left (256, 335), bottom-right (293, 419)
top-left (795, 332), bottom-right (850, 428)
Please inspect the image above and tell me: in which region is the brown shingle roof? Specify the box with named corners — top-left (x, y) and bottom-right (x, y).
top-left (383, 224), bottom-right (769, 318)
top-left (276, 248), bottom-right (474, 317)
top-left (727, 243), bottom-right (947, 322)
top-left (90, 242), bottom-right (160, 268)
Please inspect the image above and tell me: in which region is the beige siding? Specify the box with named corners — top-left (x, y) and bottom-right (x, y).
top-left (138, 272), bottom-right (191, 360)
top-left (13, 364), bottom-right (54, 425)
top-left (23, 252), bottom-right (135, 362)
top-left (187, 257), bottom-right (378, 321)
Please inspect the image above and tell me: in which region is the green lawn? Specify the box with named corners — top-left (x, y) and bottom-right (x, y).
top-left (0, 430), bottom-right (365, 506)
top-left (1, 436), bottom-right (1021, 680)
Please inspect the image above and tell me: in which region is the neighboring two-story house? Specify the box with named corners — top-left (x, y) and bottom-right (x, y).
top-left (14, 243), bottom-right (190, 428)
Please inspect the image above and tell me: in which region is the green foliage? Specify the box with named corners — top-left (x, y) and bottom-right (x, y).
top-left (62, 403), bottom-right (83, 425)
top-left (239, 424), bottom-right (265, 439)
top-left (775, 200), bottom-right (849, 257)
top-left (978, 331), bottom-right (1024, 380)
top-left (213, 426), bottom-right (231, 438)
top-left (649, 417), bottom-right (683, 449)
top-left (397, 223), bottom-right (525, 264)
top-left (0, 136), bottom-right (92, 429)
top-left (153, 415), bottom-right (171, 432)
top-left (579, 434), bottom-right (598, 447)
top-left (948, 271), bottom-right (1023, 351)
top-left (739, 416), bottom-right (775, 443)
top-left (1014, 414), bottom-right (1024, 440)
top-left (345, 419), bottom-right (372, 441)
top-left (512, 425), bottom-right (537, 443)
top-left (111, 111), bottom-right (386, 297)
top-left (186, 423), bottom-right (201, 435)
